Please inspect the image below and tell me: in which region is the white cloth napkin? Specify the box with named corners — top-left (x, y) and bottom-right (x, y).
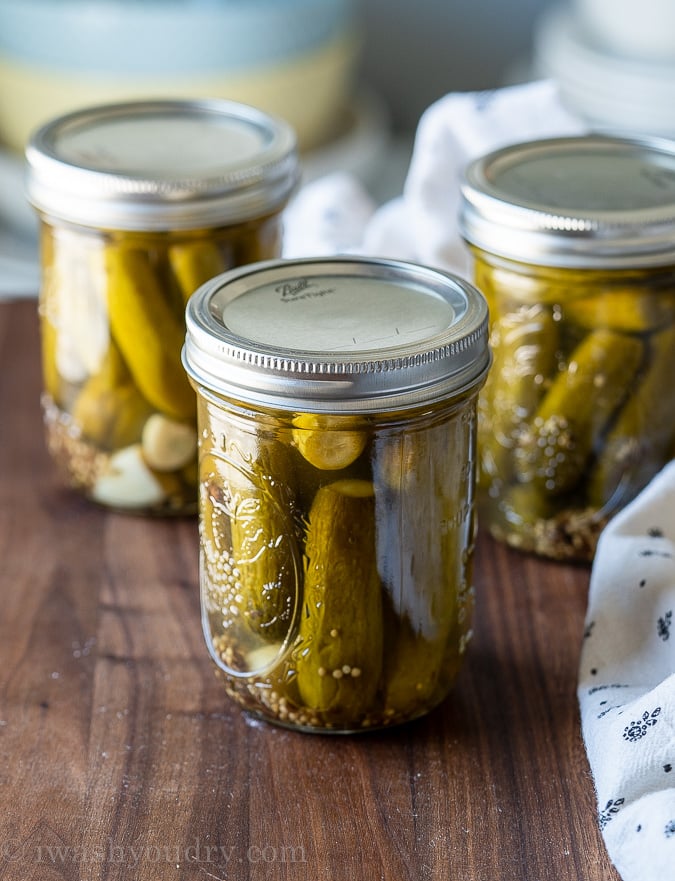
top-left (579, 461), bottom-right (675, 881)
top-left (283, 79), bottom-right (584, 275)
top-left (284, 78), bottom-right (675, 881)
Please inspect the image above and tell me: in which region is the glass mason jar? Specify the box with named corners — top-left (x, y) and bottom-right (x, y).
top-left (459, 135), bottom-right (675, 561)
top-left (183, 257), bottom-right (490, 733)
top-left (25, 99), bottom-right (299, 514)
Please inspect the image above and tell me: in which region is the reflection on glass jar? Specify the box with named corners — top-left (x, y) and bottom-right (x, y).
top-left (183, 256), bottom-right (490, 732)
top-left (26, 99), bottom-right (299, 514)
top-left (460, 136), bottom-right (675, 562)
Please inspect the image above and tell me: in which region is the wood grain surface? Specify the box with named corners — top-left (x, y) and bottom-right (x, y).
top-left (0, 300), bottom-right (621, 881)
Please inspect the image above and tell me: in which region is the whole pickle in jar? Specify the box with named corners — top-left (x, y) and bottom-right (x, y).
top-left (168, 238), bottom-right (228, 305)
top-left (199, 442), bottom-right (300, 665)
top-left (105, 244), bottom-right (196, 421)
top-left (478, 303), bottom-right (559, 485)
top-left (515, 328), bottom-right (644, 495)
top-left (71, 341), bottom-right (153, 450)
top-left (564, 280), bottom-right (675, 334)
top-left (296, 479), bottom-right (383, 721)
top-left (382, 609), bottom-right (447, 716)
top-left (373, 417), bottom-right (468, 629)
top-left (588, 321), bottom-right (675, 508)
top-left (473, 253), bottom-right (569, 307)
top-left (373, 414), bottom-right (473, 715)
top-left (39, 297), bottom-right (62, 405)
top-left (38, 226), bottom-right (62, 403)
top-left (230, 214), bottom-right (283, 266)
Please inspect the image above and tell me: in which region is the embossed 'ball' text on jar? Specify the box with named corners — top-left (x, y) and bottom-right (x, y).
top-left (459, 135), bottom-right (675, 562)
top-left (25, 99), bottom-right (299, 514)
top-left (182, 257), bottom-right (491, 732)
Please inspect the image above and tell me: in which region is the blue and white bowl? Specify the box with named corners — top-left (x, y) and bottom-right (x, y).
top-left (0, 0), bottom-right (361, 152)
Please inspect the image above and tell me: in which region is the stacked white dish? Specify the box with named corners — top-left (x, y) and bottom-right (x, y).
top-left (534, 1), bottom-right (675, 138)
top-left (575, 0), bottom-right (675, 62)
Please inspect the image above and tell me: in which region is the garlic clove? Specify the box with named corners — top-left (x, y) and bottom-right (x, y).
top-left (92, 444), bottom-right (166, 509)
top-left (141, 413), bottom-right (197, 472)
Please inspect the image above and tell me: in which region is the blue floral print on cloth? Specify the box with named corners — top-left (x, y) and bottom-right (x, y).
top-left (579, 460), bottom-right (675, 881)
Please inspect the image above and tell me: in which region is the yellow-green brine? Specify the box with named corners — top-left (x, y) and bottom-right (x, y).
top-left (25, 99), bottom-right (299, 514)
top-left (459, 135), bottom-right (675, 561)
top-left (182, 256), bottom-right (490, 732)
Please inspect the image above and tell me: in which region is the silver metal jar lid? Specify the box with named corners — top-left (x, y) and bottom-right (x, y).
top-left (459, 135), bottom-right (675, 269)
top-left (183, 256), bottom-right (490, 413)
top-left (25, 98), bottom-right (299, 231)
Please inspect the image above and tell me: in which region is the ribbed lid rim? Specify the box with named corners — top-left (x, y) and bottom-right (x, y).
top-left (182, 256), bottom-right (490, 413)
top-left (25, 98), bottom-right (299, 230)
top-left (459, 134), bottom-right (675, 268)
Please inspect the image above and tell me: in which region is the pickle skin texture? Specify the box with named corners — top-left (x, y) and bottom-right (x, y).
top-left (375, 422), bottom-right (470, 713)
top-left (515, 328), bottom-right (644, 495)
top-left (39, 306), bottom-right (62, 404)
top-left (478, 303), bottom-right (559, 485)
top-left (297, 479), bottom-right (383, 718)
top-left (564, 288), bottom-right (675, 333)
top-left (38, 227), bottom-right (62, 401)
top-left (71, 343), bottom-right (153, 450)
top-left (229, 479), bottom-right (297, 642)
top-left (588, 322), bottom-right (675, 507)
top-left (373, 416), bottom-right (470, 639)
top-left (383, 611), bottom-right (445, 713)
top-left (200, 444), bottom-right (299, 650)
top-left (105, 246), bottom-right (196, 421)
top-left (497, 481), bottom-right (557, 529)
top-left (168, 240), bottom-right (228, 305)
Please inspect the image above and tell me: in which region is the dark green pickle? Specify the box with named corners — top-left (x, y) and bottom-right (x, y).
top-left (473, 255), bottom-right (675, 561)
top-left (297, 479), bottom-right (383, 722)
top-left (460, 135), bottom-right (675, 561)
